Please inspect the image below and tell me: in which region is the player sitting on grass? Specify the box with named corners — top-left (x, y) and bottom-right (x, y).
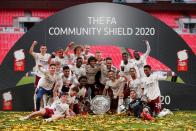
top-left (20, 92), bottom-right (70, 122)
top-left (128, 89), bottom-right (154, 121)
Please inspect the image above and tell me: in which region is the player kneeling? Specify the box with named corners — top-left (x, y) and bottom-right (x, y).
top-left (128, 89), bottom-right (154, 121)
top-left (20, 92), bottom-right (70, 122)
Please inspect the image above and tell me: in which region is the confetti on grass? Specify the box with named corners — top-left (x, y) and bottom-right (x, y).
top-left (0, 111), bottom-right (195, 130)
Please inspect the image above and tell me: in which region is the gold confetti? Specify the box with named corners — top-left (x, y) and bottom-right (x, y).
top-left (0, 111), bottom-right (195, 130)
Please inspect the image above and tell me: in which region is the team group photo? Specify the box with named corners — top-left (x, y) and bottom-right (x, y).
top-left (0, 1), bottom-right (196, 130)
top-left (19, 40), bottom-right (174, 122)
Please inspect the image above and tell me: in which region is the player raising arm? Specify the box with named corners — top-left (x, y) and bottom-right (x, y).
top-left (35, 64), bottom-right (61, 111)
top-left (29, 41), bottom-right (51, 110)
top-left (29, 41), bottom-right (51, 88)
top-left (133, 40), bottom-right (151, 77)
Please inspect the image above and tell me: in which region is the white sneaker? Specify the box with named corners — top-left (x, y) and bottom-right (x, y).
top-left (165, 109), bottom-right (173, 115)
top-left (44, 118), bottom-right (53, 122)
top-left (19, 116), bottom-right (30, 121)
top-left (157, 108), bottom-right (173, 117)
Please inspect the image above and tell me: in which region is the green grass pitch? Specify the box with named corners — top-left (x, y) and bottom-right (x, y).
top-left (0, 111), bottom-right (195, 130)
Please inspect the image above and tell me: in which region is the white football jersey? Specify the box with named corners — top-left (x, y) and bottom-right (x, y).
top-left (141, 73), bottom-right (167, 100)
top-left (119, 59), bottom-right (140, 79)
top-left (69, 54), bottom-right (84, 64)
top-left (82, 52), bottom-right (94, 60)
top-left (60, 72), bottom-right (79, 87)
top-left (100, 63), bottom-right (117, 85)
top-left (37, 67), bottom-right (61, 90)
top-left (70, 64), bottom-right (86, 79)
top-left (133, 42), bottom-right (151, 77)
top-left (49, 99), bottom-right (69, 116)
top-left (32, 52), bottom-right (51, 77)
top-left (128, 78), bottom-right (143, 98)
top-left (85, 65), bottom-right (100, 84)
top-left (51, 56), bottom-right (69, 67)
top-left (105, 77), bottom-right (126, 97)
top-left (77, 87), bottom-right (87, 98)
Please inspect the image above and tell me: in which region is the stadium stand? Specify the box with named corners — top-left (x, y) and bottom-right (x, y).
top-left (150, 12), bottom-right (181, 28)
top-left (189, 13), bottom-right (196, 18)
top-left (0, 9), bottom-right (195, 72)
top-left (0, 33), bottom-right (24, 63)
top-left (32, 10), bottom-right (57, 18)
top-left (0, 10), bottom-right (24, 26)
top-left (181, 34), bottom-right (196, 55)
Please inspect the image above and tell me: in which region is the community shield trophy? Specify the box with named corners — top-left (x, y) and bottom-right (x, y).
top-left (90, 95), bottom-right (111, 115)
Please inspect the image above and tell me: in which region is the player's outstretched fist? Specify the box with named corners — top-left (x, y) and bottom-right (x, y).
top-left (68, 41), bottom-right (74, 47)
top-left (32, 41), bottom-right (38, 46)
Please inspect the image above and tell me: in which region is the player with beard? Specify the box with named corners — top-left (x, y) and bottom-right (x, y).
top-left (85, 56), bottom-right (100, 99)
top-left (100, 57), bottom-right (118, 85)
top-left (103, 70), bottom-right (126, 114)
top-left (70, 57), bottom-right (86, 79)
top-left (97, 57), bottom-right (118, 95)
top-left (142, 65), bottom-right (171, 116)
top-left (133, 40), bottom-right (151, 77)
top-left (69, 45), bottom-right (84, 64)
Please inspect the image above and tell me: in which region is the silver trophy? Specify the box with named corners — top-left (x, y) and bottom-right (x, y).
top-left (90, 95), bottom-right (111, 115)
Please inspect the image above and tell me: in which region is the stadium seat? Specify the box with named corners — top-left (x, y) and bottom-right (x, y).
top-left (0, 10), bottom-right (24, 26)
top-left (189, 13), bottom-right (196, 18)
top-left (150, 12), bottom-right (181, 28)
top-left (32, 10), bottom-right (57, 18)
top-left (0, 33), bottom-right (24, 64)
top-left (180, 34), bottom-right (196, 55)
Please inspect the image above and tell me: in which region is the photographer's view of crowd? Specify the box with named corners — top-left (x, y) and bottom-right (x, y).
top-left (20, 40), bottom-right (173, 122)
